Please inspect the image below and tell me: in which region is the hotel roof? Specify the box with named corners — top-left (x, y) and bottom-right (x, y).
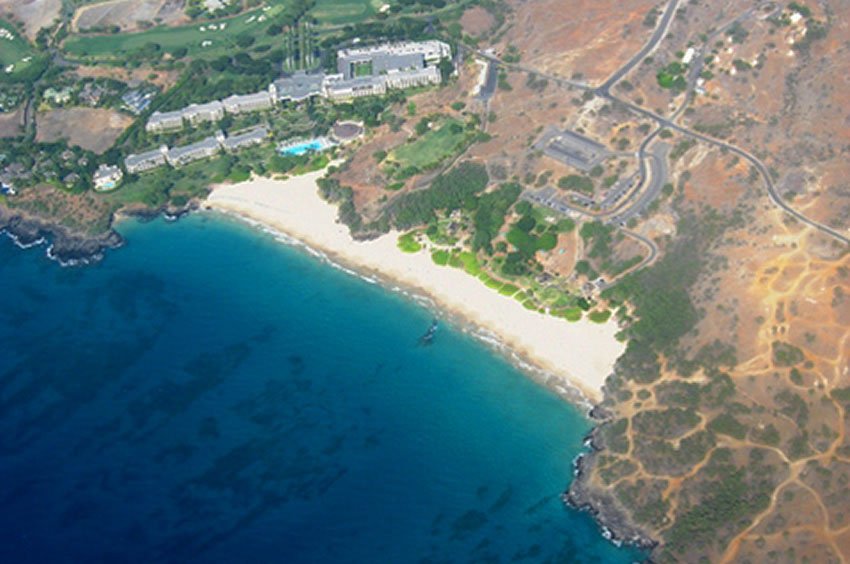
top-left (222, 91), bottom-right (272, 107)
top-left (168, 136), bottom-right (221, 162)
top-left (125, 148), bottom-right (166, 168)
top-left (272, 71), bottom-right (325, 100)
top-left (222, 127), bottom-right (268, 150)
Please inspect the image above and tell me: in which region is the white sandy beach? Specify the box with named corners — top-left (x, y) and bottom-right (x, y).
top-left (205, 170), bottom-right (625, 402)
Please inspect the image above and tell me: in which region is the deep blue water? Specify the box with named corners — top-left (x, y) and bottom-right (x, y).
top-left (0, 214), bottom-right (642, 563)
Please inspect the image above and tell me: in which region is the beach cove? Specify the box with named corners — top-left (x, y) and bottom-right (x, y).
top-left (205, 168), bottom-right (626, 403)
top-left (0, 209), bottom-right (644, 562)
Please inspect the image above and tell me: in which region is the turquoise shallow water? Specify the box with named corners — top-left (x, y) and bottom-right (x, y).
top-left (0, 214), bottom-right (642, 563)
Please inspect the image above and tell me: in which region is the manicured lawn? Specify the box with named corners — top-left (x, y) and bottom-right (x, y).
top-left (398, 231), bottom-right (422, 253)
top-left (389, 119), bottom-right (469, 172)
top-left (313, 0), bottom-right (380, 25)
top-left (0, 19), bottom-right (46, 82)
top-left (63, 0), bottom-right (381, 61)
top-left (63, 3), bottom-right (290, 59)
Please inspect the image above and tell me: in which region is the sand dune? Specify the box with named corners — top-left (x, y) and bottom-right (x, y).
top-left (205, 170), bottom-right (625, 403)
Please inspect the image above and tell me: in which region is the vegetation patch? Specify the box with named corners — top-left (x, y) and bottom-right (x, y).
top-left (772, 341), bottom-right (805, 366)
top-left (386, 117), bottom-right (472, 178)
top-left (656, 62), bottom-right (687, 91)
top-left (588, 310), bottom-right (612, 323)
top-left (397, 231), bottom-right (422, 253)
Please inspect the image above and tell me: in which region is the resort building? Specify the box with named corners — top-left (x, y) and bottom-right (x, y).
top-left (222, 91), bottom-right (273, 114)
top-left (92, 164), bottom-right (123, 191)
top-left (125, 147), bottom-right (168, 174)
top-left (336, 40), bottom-right (451, 79)
top-left (166, 136), bottom-right (222, 167)
top-left (269, 71), bottom-right (325, 103)
top-left (323, 75), bottom-right (387, 100)
top-left (146, 109), bottom-right (184, 133)
top-left (122, 87), bottom-right (157, 115)
top-left (221, 127), bottom-right (268, 152)
top-left (182, 101), bottom-right (225, 125)
top-left (383, 66), bottom-right (441, 89)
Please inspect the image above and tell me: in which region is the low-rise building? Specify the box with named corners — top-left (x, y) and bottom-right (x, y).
top-left (337, 40), bottom-right (451, 79)
top-left (122, 87), bottom-right (157, 115)
top-left (92, 164), bottom-right (124, 191)
top-left (146, 109), bottom-right (184, 133)
top-left (221, 127), bottom-right (268, 152)
top-left (383, 65), bottom-right (441, 89)
top-left (222, 91), bottom-right (273, 114)
top-left (323, 75), bottom-right (387, 100)
top-left (270, 71), bottom-right (325, 103)
top-left (182, 101), bottom-right (224, 125)
top-left (43, 87), bottom-right (73, 106)
top-left (167, 136), bottom-right (221, 167)
top-left (125, 146), bottom-right (168, 174)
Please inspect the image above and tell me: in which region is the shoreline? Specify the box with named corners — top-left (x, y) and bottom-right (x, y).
top-left (204, 168), bottom-right (626, 405)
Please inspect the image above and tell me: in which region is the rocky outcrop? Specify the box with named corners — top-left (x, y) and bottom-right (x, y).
top-left (0, 207), bottom-right (123, 265)
top-left (0, 200), bottom-right (199, 266)
top-left (564, 418), bottom-right (658, 554)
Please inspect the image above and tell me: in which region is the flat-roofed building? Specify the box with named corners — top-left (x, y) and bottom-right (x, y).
top-left (337, 40), bottom-right (450, 79)
top-left (182, 101), bottom-right (225, 125)
top-left (533, 128), bottom-right (610, 172)
top-left (125, 146), bottom-right (168, 174)
top-left (383, 66), bottom-right (441, 89)
top-left (92, 164), bottom-right (124, 191)
top-left (146, 110), bottom-right (185, 133)
top-left (269, 71), bottom-right (325, 103)
top-left (222, 91), bottom-right (273, 114)
top-left (324, 75), bottom-right (387, 101)
top-left (221, 127), bottom-right (268, 152)
top-left (166, 136), bottom-right (222, 167)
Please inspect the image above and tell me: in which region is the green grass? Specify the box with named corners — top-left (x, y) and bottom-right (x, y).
top-left (398, 231), bottom-right (422, 253)
top-left (0, 19), bottom-right (46, 82)
top-left (389, 118), bottom-right (469, 172)
top-left (588, 310), bottom-right (612, 323)
top-left (453, 251), bottom-right (481, 275)
top-left (313, 0), bottom-right (380, 25)
top-left (64, 0), bottom-right (384, 61)
top-left (498, 283), bottom-right (519, 296)
top-left (551, 307), bottom-right (584, 322)
top-left (431, 249), bottom-right (450, 265)
top-left (64, 3), bottom-right (290, 60)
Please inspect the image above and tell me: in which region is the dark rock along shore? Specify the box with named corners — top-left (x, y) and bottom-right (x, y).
top-left (564, 408), bottom-right (659, 556)
top-left (0, 201), bottom-right (198, 265)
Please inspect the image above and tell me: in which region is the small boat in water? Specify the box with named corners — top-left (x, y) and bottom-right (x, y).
top-left (418, 319), bottom-right (438, 346)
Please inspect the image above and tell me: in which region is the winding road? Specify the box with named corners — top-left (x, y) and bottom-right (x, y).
top-left (482, 0), bottom-right (850, 248)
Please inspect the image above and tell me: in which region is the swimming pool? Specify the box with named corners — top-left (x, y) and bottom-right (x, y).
top-left (279, 137), bottom-right (334, 156)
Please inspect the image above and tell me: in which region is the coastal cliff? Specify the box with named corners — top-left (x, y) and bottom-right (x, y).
top-left (0, 206), bottom-right (122, 265)
top-left (0, 199), bottom-right (198, 265)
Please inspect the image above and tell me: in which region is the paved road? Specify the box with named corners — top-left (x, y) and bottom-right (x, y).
top-left (474, 50), bottom-right (590, 91)
top-left (622, 228), bottom-right (659, 270)
top-left (596, 0), bottom-right (682, 96)
top-left (608, 143), bottom-right (670, 226)
top-left (605, 97), bottom-right (850, 245)
top-left (484, 0), bottom-right (849, 248)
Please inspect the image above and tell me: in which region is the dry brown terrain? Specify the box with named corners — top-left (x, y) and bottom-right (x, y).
top-left (0, 0), bottom-right (61, 39)
top-left (0, 108), bottom-right (23, 138)
top-left (72, 0), bottom-right (187, 32)
top-left (73, 64), bottom-right (181, 90)
top-left (36, 108), bottom-right (132, 153)
top-left (494, 0), bottom-right (657, 82)
top-left (460, 6), bottom-right (497, 38)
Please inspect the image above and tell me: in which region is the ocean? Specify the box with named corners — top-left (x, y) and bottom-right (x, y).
top-left (0, 214), bottom-right (643, 563)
